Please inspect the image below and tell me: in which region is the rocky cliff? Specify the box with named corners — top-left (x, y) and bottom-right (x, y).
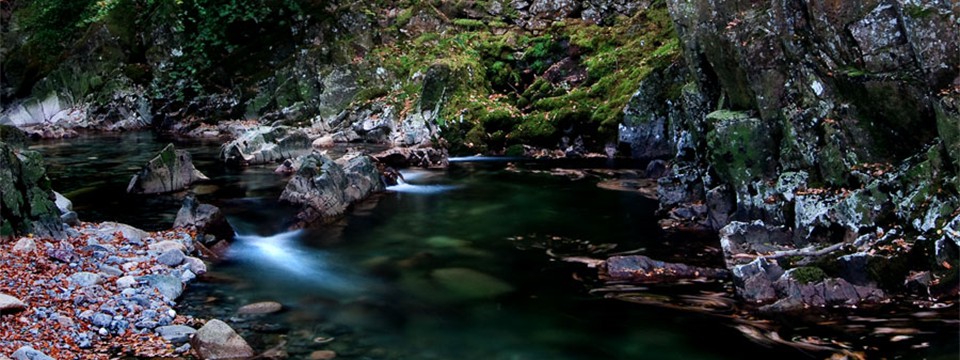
top-left (629, 0), bottom-right (959, 308)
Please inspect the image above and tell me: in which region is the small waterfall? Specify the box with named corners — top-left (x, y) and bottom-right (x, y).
top-left (229, 230), bottom-right (364, 294)
top-left (386, 170), bottom-right (460, 194)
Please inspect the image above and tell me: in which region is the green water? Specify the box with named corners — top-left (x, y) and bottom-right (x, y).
top-left (31, 132), bottom-right (959, 360)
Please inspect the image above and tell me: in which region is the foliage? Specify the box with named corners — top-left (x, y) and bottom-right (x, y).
top-left (369, 3), bottom-right (679, 154)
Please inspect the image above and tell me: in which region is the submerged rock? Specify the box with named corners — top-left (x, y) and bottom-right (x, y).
top-left (127, 144), bottom-right (208, 194)
top-left (191, 319), bottom-right (255, 360)
top-left (430, 267), bottom-right (514, 300)
top-left (237, 301), bottom-right (283, 315)
top-left (601, 255), bottom-right (729, 284)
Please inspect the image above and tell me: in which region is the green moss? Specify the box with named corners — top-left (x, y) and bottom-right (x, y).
top-left (453, 18), bottom-right (486, 28)
top-left (789, 266), bottom-right (827, 284)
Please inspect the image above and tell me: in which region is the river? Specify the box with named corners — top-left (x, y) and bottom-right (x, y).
top-left (31, 132), bottom-right (958, 359)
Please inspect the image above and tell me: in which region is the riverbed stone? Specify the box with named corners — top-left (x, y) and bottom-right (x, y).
top-left (237, 301), bottom-right (283, 315)
top-left (157, 325), bottom-right (197, 345)
top-left (139, 274), bottom-right (183, 301)
top-left (0, 293), bottom-right (26, 314)
top-left (157, 249), bottom-right (185, 266)
top-left (191, 319), bottom-right (255, 360)
top-left (309, 350), bottom-right (338, 360)
top-left (69, 272), bottom-right (103, 287)
top-left (11, 346), bottom-right (54, 360)
top-left (183, 256), bottom-right (208, 275)
top-left (149, 240), bottom-right (186, 253)
top-left (127, 143), bottom-right (209, 194)
top-left (116, 276), bottom-right (137, 288)
top-left (430, 268), bottom-right (514, 300)
top-left (12, 238), bottom-right (36, 254)
top-left (174, 194), bottom-right (235, 244)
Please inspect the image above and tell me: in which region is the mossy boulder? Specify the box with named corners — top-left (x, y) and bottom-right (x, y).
top-left (705, 110), bottom-right (776, 187)
top-left (0, 142), bottom-right (64, 239)
top-left (127, 144), bottom-right (209, 195)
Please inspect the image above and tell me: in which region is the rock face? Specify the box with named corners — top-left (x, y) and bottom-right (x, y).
top-left (127, 144), bottom-right (208, 194)
top-left (219, 126), bottom-right (311, 165)
top-left (191, 319), bottom-right (255, 360)
top-left (627, 0), bottom-right (960, 307)
top-left (0, 24), bottom-right (154, 139)
top-left (280, 152), bottom-right (385, 223)
top-left (0, 142), bottom-right (64, 239)
top-left (174, 194), bottom-right (235, 244)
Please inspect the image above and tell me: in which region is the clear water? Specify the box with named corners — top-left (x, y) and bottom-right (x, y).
top-left (31, 132), bottom-right (959, 359)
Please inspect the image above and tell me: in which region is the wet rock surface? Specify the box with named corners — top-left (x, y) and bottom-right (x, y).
top-left (280, 152), bottom-right (386, 223)
top-left (220, 126), bottom-right (312, 166)
top-left (126, 143), bottom-right (208, 194)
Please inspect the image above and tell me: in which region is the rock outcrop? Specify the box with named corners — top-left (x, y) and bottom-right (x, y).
top-left (127, 144), bottom-right (208, 194)
top-left (219, 126), bottom-right (312, 165)
top-left (0, 142), bottom-right (64, 239)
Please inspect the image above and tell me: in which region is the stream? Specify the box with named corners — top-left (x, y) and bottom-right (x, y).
top-left (31, 132), bottom-right (959, 359)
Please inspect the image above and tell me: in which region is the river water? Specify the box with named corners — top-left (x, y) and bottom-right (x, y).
top-left (31, 132), bottom-right (958, 359)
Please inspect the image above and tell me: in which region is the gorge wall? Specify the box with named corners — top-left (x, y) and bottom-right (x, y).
top-left (1, 0), bottom-right (957, 304)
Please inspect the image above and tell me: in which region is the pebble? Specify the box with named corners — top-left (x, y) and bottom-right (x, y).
top-left (12, 238), bottom-right (36, 254)
top-left (0, 293), bottom-right (27, 314)
top-left (0, 222), bottom-right (208, 358)
top-left (116, 276), bottom-right (137, 288)
top-left (310, 350), bottom-right (338, 360)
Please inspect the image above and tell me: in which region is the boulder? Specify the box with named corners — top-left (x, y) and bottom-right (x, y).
top-left (280, 152), bottom-right (385, 222)
top-left (0, 142), bottom-right (64, 239)
top-left (0, 293), bottom-right (26, 314)
top-left (174, 194), bottom-right (235, 243)
top-left (731, 257), bottom-right (784, 304)
top-left (191, 319), bottom-right (255, 360)
top-left (219, 126), bottom-right (311, 165)
top-left (127, 143), bottom-right (208, 194)
top-left (92, 222), bottom-right (149, 243)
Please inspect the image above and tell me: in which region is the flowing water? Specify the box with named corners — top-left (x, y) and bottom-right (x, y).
top-left (31, 132), bottom-right (959, 359)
